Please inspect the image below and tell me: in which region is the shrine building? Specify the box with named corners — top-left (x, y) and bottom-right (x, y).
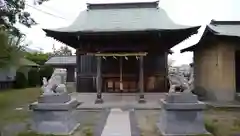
top-left (181, 20), bottom-right (240, 102)
top-left (43, 1), bottom-right (199, 103)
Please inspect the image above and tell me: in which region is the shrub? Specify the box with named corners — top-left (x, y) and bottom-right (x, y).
top-left (205, 120), bottom-right (217, 135)
top-left (191, 86), bottom-right (208, 101)
top-left (28, 68), bottom-right (40, 87)
top-left (14, 71), bottom-right (28, 89)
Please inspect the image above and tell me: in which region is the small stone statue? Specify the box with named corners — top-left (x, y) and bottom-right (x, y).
top-left (41, 77), bottom-right (55, 95)
top-left (188, 64), bottom-right (194, 91)
top-left (42, 77), bottom-right (48, 87)
top-left (168, 73), bottom-right (191, 93)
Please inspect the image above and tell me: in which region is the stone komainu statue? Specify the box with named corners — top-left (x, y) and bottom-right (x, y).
top-left (168, 72), bottom-right (192, 93)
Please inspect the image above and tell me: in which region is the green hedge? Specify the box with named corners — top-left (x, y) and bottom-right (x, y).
top-left (13, 65), bottom-right (54, 89)
top-left (28, 68), bottom-right (40, 87)
top-left (14, 71), bottom-right (28, 89)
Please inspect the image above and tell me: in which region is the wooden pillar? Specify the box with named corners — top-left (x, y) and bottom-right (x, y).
top-left (66, 66), bottom-right (75, 82)
top-left (164, 52), bottom-right (169, 91)
top-left (139, 56), bottom-right (146, 103)
top-left (95, 56), bottom-right (104, 104)
top-left (76, 50), bottom-right (81, 92)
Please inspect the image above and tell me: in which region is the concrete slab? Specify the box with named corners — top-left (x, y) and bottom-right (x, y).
top-left (101, 108), bottom-right (131, 136)
top-left (71, 93), bottom-right (166, 103)
top-left (71, 93), bottom-right (164, 110)
top-left (76, 101), bottom-right (161, 110)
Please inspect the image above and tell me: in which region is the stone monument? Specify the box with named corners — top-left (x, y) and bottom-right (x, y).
top-left (157, 73), bottom-right (209, 136)
top-left (29, 76), bottom-right (80, 135)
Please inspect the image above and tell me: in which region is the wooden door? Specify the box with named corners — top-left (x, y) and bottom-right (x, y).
top-left (104, 77), bottom-right (138, 93)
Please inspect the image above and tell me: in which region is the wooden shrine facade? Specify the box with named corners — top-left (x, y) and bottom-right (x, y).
top-left (76, 51), bottom-right (168, 93)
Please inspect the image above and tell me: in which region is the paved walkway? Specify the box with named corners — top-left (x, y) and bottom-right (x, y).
top-left (71, 93), bottom-right (165, 109)
top-left (101, 108), bottom-right (131, 136)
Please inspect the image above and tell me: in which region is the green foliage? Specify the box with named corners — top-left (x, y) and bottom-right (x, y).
top-left (0, 31), bottom-right (24, 68)
top-left (205, 120), bottom-right (217, 135)
top-left (28, 68), bottom-right (40, 87)
top-left (0, 1), bottom-right (35, 37)
top-left (53, 46), bottom-right (73, 56)
top-left (0, 88), bottom-right (41, 125)
top-left (82, 127), bottom-right (93, 136)
top-left (0, 0), bottom-right (49, 38)
top-left (14, 71), bottom-right (28, 89)
top-left (25, 52), bottom-right (51, 65)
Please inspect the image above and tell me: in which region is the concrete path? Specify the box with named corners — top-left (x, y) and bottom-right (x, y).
top-left (101, 108), bottom-right (131, 136)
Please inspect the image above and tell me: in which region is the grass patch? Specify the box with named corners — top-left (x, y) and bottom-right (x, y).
top-left (17, 131), bottom-right (65, 136)
top-left (73, 125), bottom-right (94, 136)
top-left (204, 109), bottom-right (240, 136)
top-left (204, 120), bottom-right (217, 135)
top-left (0, 88), bottom-right (41, 125)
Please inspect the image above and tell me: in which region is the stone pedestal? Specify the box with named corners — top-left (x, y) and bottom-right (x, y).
top-left (157, 92), bottom-right (209, 136)
top-left (30, 93), bottom-right (80, 135)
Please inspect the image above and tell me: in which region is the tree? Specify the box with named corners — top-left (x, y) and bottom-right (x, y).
top-left (53, 46), bottom-right (73, 56)
top-left (0, 0), bottom-right (49, 36)
top-left (0, 30), bottom-right (24, 68)
top-left (25, 52), bottom-right (51, 65)
top-left (0, 0), bottom-right (35, 36)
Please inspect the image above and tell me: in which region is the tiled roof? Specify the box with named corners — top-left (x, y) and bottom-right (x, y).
top-left (45, 56), bottom-right (76, 66)
top-left (208, 20), bottom-right (240, 37)
top-left (20, 58), bottom-right (39, 67)
top-left (43, 1), bottom-right (197, 33)
top-left (181, 20), bottom-right (240, 53)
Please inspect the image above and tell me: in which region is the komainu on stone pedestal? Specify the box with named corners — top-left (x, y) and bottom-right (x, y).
top-left (157, 92), bottom-right (209, 136)
top-left (30, 79), bottom-right (80, 135)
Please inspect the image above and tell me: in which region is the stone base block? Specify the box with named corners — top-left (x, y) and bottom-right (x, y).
top-left (165, 92), bottom-right (198, 103)
top-left (38, 92), bottom-right (71, 103)
top-left (138, 98), bottom-right (146, 104)
top-left (30, 99), bottom-right (79, 110)
top-left (30, 98), bottom-right (80, 135)
top-left (157, 110), bottom-right (209, 136)
top-left (31, 110), bottom-right (80, 135)
top-left (95, 98), bottom-right (104, 104)
top-left (157, 93), bottom-right (209, 136)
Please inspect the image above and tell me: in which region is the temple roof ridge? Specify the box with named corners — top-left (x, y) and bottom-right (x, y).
top-left (211, 20), bottom-right (240, 26)
top-left (87, 1), bottom-right (159, 10)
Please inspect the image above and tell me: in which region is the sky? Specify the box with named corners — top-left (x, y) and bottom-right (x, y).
top-left (15, 0), bottom-right (240, 66)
